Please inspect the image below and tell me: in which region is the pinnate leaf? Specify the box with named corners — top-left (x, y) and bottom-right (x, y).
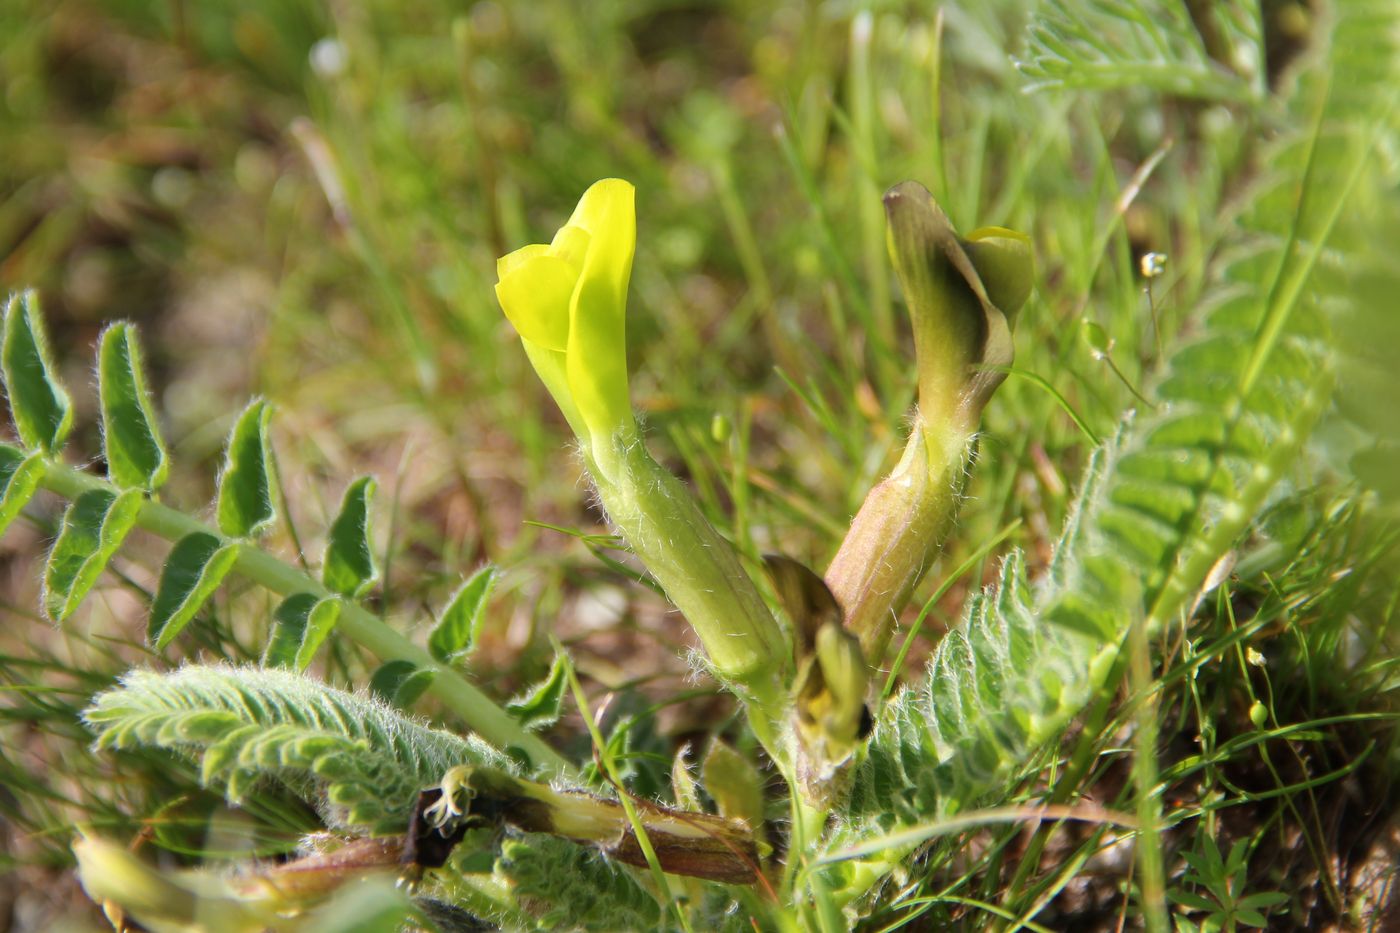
top-left (97, 323), bottom-right (168, 490)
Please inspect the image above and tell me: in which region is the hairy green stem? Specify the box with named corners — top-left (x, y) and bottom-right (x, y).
top-left (39, 460), bottom-right (572, 777)
top-left (588, 429), bottom-right (790, 735)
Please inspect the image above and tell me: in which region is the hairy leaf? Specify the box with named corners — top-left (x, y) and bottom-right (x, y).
top-left (263, 596), bottom-right (343, 671)
top-left (97, 323), bottom-right (169, 491)
top-left (1017, 0), bottom-right (1261, 102)
top-left (428, 565), bottom-right (499, 664)
top-left (370, 660), bottom-right (434, 710)
top-left (505, 654), bottom-right (567, 731)
top-left (322, 476), bottom-right (378, 598)
top-left (216, 399), bottom-right (276, 539)
top-left (496, 834), bottom-right (661, 931)
top-left (0, 444), bottom-right (45, 538)
top-left (296, 598), bottom-right (342, 670)
top-left (43, 487), bottom-right (144, 621)
top-left (1, 290), bottom-right (72, 454)
top-left (148, 532), bottom-right (241, 649)
top-left (262, 593), bottom-right (318, 669)
top-left (84, 665), bottom-right (505, 833)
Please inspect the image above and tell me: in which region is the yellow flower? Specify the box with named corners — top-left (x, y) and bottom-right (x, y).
top-left (493, 180), bottom-right (788, 716)
top-left (495, 179), bottom-right (636, 447)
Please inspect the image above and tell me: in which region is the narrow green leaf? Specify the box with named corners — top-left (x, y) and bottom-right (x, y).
top-left (0, 444), bottom-right (46, 537)
top-left (2, 291), bottom-right (72, 453)
top-left (148, 532), bottom-right (240, 649)
top-left (322, 476), bottom-right (377, 598)
top-left (295, 597), bottom-right (342, 670)
top-left (369, 659), bottom-right (434, 709)
top-left (97, 323), bottom-right (168, 490)
top-left (506, 653), bottom-right (567, 731)
top-left (43, 487), bottom-right (144, 621)
top-left (216, 399), bottom-right (276, 538)
top-left (262, 592), bottom-right (318, 668)
top-left (427, 564), bottom-right (499, 663)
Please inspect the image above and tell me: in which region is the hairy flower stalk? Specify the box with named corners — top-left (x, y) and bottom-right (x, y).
top-left (495, 180), bottom-right (788, 724)
top-left (827, 182), bottom-right (1032, 665)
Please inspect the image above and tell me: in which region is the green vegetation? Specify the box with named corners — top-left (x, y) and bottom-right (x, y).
top-left (1, 0), bottom-right (1397, 930)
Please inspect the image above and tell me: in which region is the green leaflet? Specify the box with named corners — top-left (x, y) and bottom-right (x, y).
top-left (1, 290), bottom-right (72, 454)
top-left (496, 834), bottom-right (662, 931)
top-left (43, 487), bottom-right (144, 621)
top-left (216, 399), bottom-right (276, 539)
top-left (97, 323), bottom-right (168, 491)
top-left (1016, 0), bottom-right (1261, 103)
top-left (262, 592), bottom-right (316, 668)
top-left (505, 653), bottom-right (567, 731)
top-left (263, 594), bottom-right (341, 670)
top-left (322, 476), bottom-right (378, 598)
top-left (427, 564), bottom-right (498, 664)
top-left (148, 532), bottom-right (241, 649)
top-left (0, 444), bottom-right (45, 538)
top-left (370, 659), bottom-right (434, 710)
top-left (83, 665), bottom-right (504, 834)
top-left (296, 597), bottom-right (342, 670)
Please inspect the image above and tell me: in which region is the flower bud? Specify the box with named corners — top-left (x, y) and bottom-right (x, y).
top-left (828, 182), bottom-right (1033, 663)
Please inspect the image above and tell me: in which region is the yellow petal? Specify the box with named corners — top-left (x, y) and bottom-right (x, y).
top-left (497, 243), bottom-right (548, 280)
top-left (548, 224), bottom-right (590, 266)
top-left (495, 254), bottom-right (580, 352)
top-left (964, 226), bottom-right (1034, 321)
top-left (565, 179), bottom-right (636, 440)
